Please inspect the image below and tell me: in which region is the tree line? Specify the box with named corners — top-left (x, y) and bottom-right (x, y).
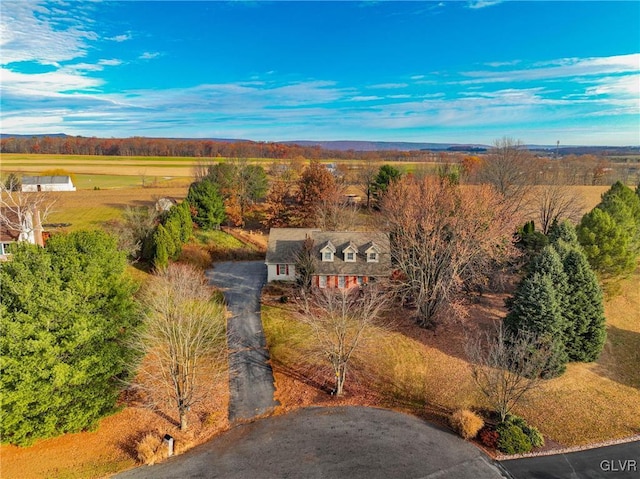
top-left (0, 135), bottom-right (427, 162)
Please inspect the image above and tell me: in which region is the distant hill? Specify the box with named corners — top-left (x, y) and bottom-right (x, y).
top-left (1, 133), bottom-right (637, 155)
top-left (280, 140), bottom-right (491, 152)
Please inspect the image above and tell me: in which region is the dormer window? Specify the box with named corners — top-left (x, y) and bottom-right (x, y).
top-left (365, 242), bottom-right (380, 263)
top-left (343, 241), bottom-right (358, 263)
top-left (320, 241), bottom-right (336, 262)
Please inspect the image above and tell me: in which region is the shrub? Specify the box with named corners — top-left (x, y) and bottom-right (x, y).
top-left (496, 422), bottom-right (532, 454)
top-left (504, 414), bottom-right (545, 448)
top-left (136, 433), bottom-right (166, 465)
top-left (449, 409), bottom-right (485, 440)
top-left (177, 244), bottom-right (213, 270)
top-left (479, 427), bottom-right (499, 449)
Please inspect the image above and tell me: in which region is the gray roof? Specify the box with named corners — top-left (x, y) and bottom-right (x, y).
top-left (266, 228), bottom-right (319, 264)
top-left (22, 175), bottom-right (72, 185)
top-left (266, 228), bottom-right (391, 277)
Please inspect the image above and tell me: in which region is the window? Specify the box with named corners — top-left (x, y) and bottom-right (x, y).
top-left (276, 264), bottom-right (289, 276)
top-left (338, 276), bottom-right (345, 288)
top-left (323, 252), bottom-right (333, 261)
top-left (319, 275), bottom-right (327, 288)
top-left (367, 252), bottom-right (378, 262)
top-left (1, 243), bottom-right (11, 255)
top-left (346, 252), bottom-right (354, 261)
top-left (357, 276), bottom-right (363, 286)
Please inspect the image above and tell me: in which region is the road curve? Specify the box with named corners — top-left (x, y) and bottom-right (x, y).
top-left (115, 406), bottom-right (507, 479)
top-left (502, 440), bottom-right (640, 478)
top-left (206, 261), bottom-right (279, 422)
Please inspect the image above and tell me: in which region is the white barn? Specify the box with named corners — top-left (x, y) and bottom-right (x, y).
top-left (21, 176), bottom-right (76, 192)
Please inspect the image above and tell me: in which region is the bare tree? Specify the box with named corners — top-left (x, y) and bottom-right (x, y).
top-left (314, 196), bottom-right (359, 231)
top-left (298, 285), bottom-right (390, 396)
top-left (478, 137), bottom-right (540, 214)
top-left (356, 158), bottom-right (378, 209)
top-left (133, 264), bottom-right (227, 431)
top-left (527, 183), bottom-right (585, 234)
top-left (466, 324), bottom-right (556, 422)
top-left (382, 176), bottom-right (519, 328)
top-left (106, 205), bottom-right (160, 261)
top-left (294, 236), bottom-right (316, 291)
top-left (0, 184), bottom-right (56, 245)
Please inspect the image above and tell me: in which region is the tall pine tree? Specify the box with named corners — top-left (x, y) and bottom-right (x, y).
top-left (504, 272), bottom-right (568, 377)
top-left (1, 231), bottom-right (139, 445)
top-left (561, 248), bottom-right (606, 361)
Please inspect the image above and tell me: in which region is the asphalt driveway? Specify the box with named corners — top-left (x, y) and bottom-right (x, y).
top-left (206, 261), bottom-right (279, 422)
top-left (502, 440), bottom-right (640, 478)
top-left (115, 406), bottom-right (506, 479)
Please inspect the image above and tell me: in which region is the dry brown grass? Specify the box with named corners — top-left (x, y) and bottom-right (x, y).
top-left (44, 186), bottom-right (188, 231)
top-left (264, 269), bottom-right (640, 447)
top-left (0, 356), bottom-right (229, 479)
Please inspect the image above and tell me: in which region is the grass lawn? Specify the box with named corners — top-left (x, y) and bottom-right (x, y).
top-left (262, 269), bottom-right (640, 447)
top-left (44, 186), bottom-right (188, 231)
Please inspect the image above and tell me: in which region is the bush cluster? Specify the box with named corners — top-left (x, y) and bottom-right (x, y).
top-left (449, 409), bottom-right (485, 440)
top-left (136, 432), bottom-right (168, 465)
top-left (495, 414), bottom-right (544, 454)
top-left (497, 422), bottom-right (532, 454)
top-left (479, 427), bottom-right (499, 449)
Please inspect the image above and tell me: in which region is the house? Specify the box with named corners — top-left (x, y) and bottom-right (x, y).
top-left (265, 228), bottom-right (391, 288)
top-left (155, 197), bottom-right (178, 213)
top-left (0, 208), bottom-right (44, 260)
top-left (21, 175), bottom-right (76, 192)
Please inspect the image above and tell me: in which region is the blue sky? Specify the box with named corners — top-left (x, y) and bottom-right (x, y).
top-left (1, 1), bottom-right (639, 146)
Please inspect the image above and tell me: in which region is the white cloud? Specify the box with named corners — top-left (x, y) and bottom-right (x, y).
top-left (139, 52), bottom-right (161, 60)
top-left (99, 59), bottom-right (123, 67)
top-left (467, 1), bottom-right (504, 10)
top-left (106, 33), bottom-right (132, 42)
top-left (349, 95), bottom-right (383, 102)
top-left (369, 83), bottom-right (408, 89)
top-left (0, 67), bottom-right (103, 96)
top-left (463, 54), bottom-right (640, 84)
top-left (0, 1), bottom-right (97, 66)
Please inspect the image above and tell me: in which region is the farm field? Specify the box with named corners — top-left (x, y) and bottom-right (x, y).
top-left (45, 186), bottom-right (188, 231)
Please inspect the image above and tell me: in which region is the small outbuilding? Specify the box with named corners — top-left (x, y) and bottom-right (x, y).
top-left (21, 176), bottom-right (76, 192)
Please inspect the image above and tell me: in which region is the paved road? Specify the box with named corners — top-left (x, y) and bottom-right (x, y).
top-left (115, 406), bottom-right (506, 479)
top-left (206, 261), bottom-right (279, 422)
top-left (502, 441), bottom-right (640, 479)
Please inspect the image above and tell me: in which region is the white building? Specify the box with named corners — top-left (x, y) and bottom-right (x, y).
top-left (21, 175), bottom-right (76, 192)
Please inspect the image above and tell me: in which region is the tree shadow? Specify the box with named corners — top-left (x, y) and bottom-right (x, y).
top-left (594, 325), bottom-right (640, 389)
top-left (386, 292), bottom-right (507, 365)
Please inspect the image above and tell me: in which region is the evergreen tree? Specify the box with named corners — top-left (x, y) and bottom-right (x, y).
top-left (186, 179), bottom-right (225, 230)
top-left (577, 207), bottom-right (636, 276)
top-left (516, 221), bottom-right (548, 262)
top-left (529, 246), bottom-right (568, 301)
top-left (504, 273), bottom-right (568, 377)
top-left (546, 220), bottom-right (607, 362)
top-left (562, 249), bottom-right (606, 361)
top-left (1, 231), bottom-right (139, 445)
top-left (163, 212), bottom-right (183, 259)
top-left (153, 224), bottom-right (172, 268)
top-left (599, 181), bottom-right (640, 226)
top-left (372, 164), bottom-right (402, 206)
top-left (176, 200), bottom-right (193, 243)
top-left (548, 219), bottom-right (578, 246)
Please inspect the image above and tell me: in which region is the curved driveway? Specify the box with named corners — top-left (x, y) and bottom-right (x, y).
top-left (206, 261), bottom-right (279, 422)
top-left (115, 406), bottom-right (506, 479)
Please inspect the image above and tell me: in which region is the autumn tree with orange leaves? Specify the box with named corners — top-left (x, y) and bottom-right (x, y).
top-left (382, 176), bottom-right (519, 328)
